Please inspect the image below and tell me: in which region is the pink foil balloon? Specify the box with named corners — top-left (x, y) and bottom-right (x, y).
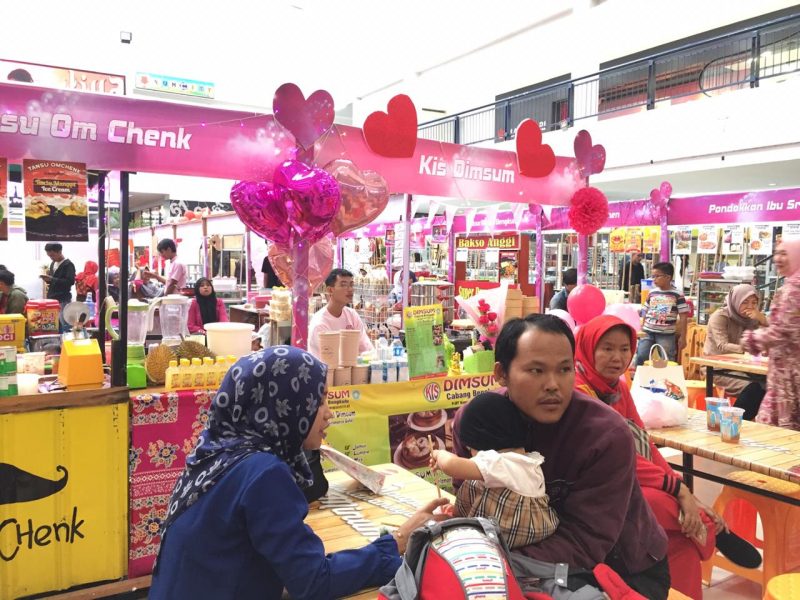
top-left (603, 303), bottom-right (643, 333)
top-left (567, 284), bottom-right (606, 325)
top-left (267, 237), bottom-right (334, 290)
top-left (573, 129), bottom-right (606, 177)
top-left (659, 181), bottom-right (673, 199)
top-left (273, 83), bottom-right (335, 149)
top-left (324, 159), bottom-right (389, 236)
top-left (548, 308), bottom-right (576, 333)
top-left (230, 181), bottom-right (291, 247)
top-left (273, 160), bottom-right (341, 245)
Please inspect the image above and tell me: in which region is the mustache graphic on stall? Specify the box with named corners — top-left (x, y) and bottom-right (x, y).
top-left (0, 463), bottom-right (69, 505)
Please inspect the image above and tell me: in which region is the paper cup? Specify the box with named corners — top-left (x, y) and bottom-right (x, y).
top-left (720, 406), bottom-right (745, 443)
top-left (325, 368), bottom-right (335, 389)
top-left (339, 330), bottom-right (361, 367)
top-left (706, 397), bottom-right (729, 432)
top-left (17, 373), bottom-right (40, 395)
top-left (318, 332), bottom-right (341, 368)
top-left (351, 365), bottom-right (369, 385)
top-left (333, 366), bottom-right (352, 387)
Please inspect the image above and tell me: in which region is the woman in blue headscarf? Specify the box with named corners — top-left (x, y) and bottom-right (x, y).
top-left (150, 346), bottom-right (447, 600)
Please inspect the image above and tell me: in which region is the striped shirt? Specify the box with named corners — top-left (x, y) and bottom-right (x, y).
top-left (643, 289), bottom-right (688, 334)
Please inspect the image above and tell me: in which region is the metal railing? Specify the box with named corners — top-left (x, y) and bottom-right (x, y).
top-left (419, 13), bottom-right (800, 145)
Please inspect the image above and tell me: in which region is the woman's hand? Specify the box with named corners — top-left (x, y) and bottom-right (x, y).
top-left (677, 485), bottom-right (706, 543)
top-left (393, 497), bottom-right (451, 554)
top-left (697, 498), bottom-right (728, 534)
top-left (743, 306), bottom-right (768, 326)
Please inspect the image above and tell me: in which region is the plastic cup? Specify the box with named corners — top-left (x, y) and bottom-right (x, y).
top-left (706, 397), bottom-right (729, 431)
top-left (338, 330), bottom-right (361, 367)
top-left (720, 406), bottom-right (745, 443)
top-left (318, 332), bottom-right (340, 368)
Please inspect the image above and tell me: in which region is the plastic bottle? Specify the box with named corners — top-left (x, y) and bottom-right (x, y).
top-left (216, 356), bottom-right (230, 382)
top-left (165, 360), bottom-right (180, 391)
top-left (179, 358), bottom-right (193, 389)
top-left (376, 334), bottom-right (389, 361)
top-left (203, 357), bottom-right (216, 388)
top-left (191, 358), bottom-right (205, 388)
top-left (391, 336), bottom-right (403, 358)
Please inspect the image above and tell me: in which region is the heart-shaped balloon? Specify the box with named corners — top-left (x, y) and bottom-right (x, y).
top-left (573, 129), bottom-right (606, 177)
top-left (273, 82), bottom-right (335, 149)
top-left (362, 94), bottom-right (418, 158)
top-left (649, 188), bottom-right (667, 209)
top-left (273, 160), bottom-right (341, 245)
top-left (230, 180), bottom-right (292, 247)
top-left (268, 237), bottom-right (334, 291)
top-left (516, 119), bottom-right (555, 177)
top-left (324, 159), bottom-right (389, 236)
top-left (660, 181), bottom-right (672, 199)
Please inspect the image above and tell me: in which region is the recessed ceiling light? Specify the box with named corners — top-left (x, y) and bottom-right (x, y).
top-left (768, 182), bottom-right (777, 186)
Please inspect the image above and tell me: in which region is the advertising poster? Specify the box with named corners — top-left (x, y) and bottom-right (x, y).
top-left (624, 227), bottom-right (643, 252)
top-left (609, 228), bottom-right (626, 253)
top-left (323, 373), bottom-right (496, 491)
top-left (499, 250), bottom-right (518, 282)
top-left (23, 160), bottom-right (88, 242)
top-left (748, 225), bottom-right (773, 256)
top-left (384, 228), bottom-right (395, 248)
top-left (403, 304), bottom-right (446, 379)
top-left (673, 226), bottom-right (692, 255)
top-left (0, 158), bottom-right (7, 241)
top-left (783, 223), bottom-right (800, 241)
top-left (697, 225), bottom-right (719, 254)
top-left (430, 224), bottom-right (447, 243)
top-left (642, 226), bottom-right (660, 254)
top-left (722, 224), bottom-right (744, 254)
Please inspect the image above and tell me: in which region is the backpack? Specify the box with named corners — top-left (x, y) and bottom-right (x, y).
top-left (378, 517), bottom-right (607, 600)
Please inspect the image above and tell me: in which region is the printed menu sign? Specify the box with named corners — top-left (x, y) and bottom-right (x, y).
top-left (403, 304), bottom-right (446, 379)
top-left (23, 160), bottom-right (88, 242)
top-left (722, 224), bottom-right (744, 254)
top-left (642, 226), bottom-right (660, 254)
top-left (697, 225), bottom-right (719, 255)
top-left (673, 226), bottom-right (692, 256)
top-left (783, 223), bottom-right (800, 241)
top-left (748, 225), bottom-right (773, 256)
top-left (0, 158), bottom-right (7, 241)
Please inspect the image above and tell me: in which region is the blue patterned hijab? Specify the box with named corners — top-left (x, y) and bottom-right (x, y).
top-left (160, 346), bottom-right (328, 533)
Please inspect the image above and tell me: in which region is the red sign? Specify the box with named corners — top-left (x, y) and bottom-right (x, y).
top-left (456, 234), bottom-right (519, 250)
top-left (455, 280), bottom-right (500, 300)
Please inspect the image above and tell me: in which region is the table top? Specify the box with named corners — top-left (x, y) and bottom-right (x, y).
top-left (689, 353), bottom-right (769, 376)
top-left (649, 409), bottom-right (800, 485)
top-left (308, 463), bottom-right (454, 600)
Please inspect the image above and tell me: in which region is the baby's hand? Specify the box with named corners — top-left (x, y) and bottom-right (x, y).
top-left (429, 449), bottom-right (454, 473)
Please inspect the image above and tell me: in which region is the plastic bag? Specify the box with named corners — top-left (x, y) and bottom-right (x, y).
top-left (631, 387), bottom-right (688, 428)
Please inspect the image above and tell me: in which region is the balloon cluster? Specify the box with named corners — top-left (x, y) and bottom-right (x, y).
top-left (649, 181), bottom-right (672, 209)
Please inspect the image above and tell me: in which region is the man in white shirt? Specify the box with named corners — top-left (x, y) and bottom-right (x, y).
top-left (308, 269), bottom-right (373, 360)
top-left (143, 239), bottom-right (187, 296)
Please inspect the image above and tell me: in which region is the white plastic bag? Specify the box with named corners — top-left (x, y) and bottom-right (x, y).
top-left (631, 387), bottom-right (688, 429)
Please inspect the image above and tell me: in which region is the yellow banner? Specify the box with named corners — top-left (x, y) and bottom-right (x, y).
top-left (0, 403), bottom-right (128, 598)
top-left (642, 226), bottom-right (661, 254)
top-left (324, 374), bottom-right (496, 489)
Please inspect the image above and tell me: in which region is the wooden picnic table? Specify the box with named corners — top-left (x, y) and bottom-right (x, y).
top-left (690, 353), bottom-right (768, 397)
top-left (650, 409), bottom-right (800, 505)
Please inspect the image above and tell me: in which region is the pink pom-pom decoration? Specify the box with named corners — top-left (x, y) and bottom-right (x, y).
top-left (568, 186), bottom-right (609, 235)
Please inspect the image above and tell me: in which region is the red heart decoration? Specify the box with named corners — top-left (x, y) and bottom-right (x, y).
top-left (273, 83), bottom-right (335, 150)
top-left (574, 129), bottom-right (606, 177)
top-left (516, 119), bottom-right (556, 178)
top-left (363, 94), bottom-right (417, 158)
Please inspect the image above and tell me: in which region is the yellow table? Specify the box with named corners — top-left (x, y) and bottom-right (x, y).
top-left (690, 353), bottom-right (768, 397)
top-left (650, 409), bottom-right (800, 506)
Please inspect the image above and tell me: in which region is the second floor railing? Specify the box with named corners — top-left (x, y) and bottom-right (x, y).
top-left (419, 13), bottom-right (800, 146)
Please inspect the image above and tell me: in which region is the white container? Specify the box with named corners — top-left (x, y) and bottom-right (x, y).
top-left (17, 373), bottom-right (40, 395)
top-left (17, 352), bottom-right (46, 375)
top-left (205, 322), bottom-right (255, 358)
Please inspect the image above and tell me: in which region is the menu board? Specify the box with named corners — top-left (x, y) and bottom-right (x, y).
top-left (722, 224), bottom-right (744, 254)
top-left (783, 223), bottom-right (800, 241)
top-left (642, 226), bottom-right (660, 254)
top-left (673, 226), bottom-right (692, 256)
top-left (748, 225), bottom-right (773, 256)
top-left (403, 304), bottom-right (446, 379)
top-left (697, 225), bottom-right (719, 255)
top-left (23, 159), bottom-right (88, 242)
top-left (0, 158), bottom-right (7, 241)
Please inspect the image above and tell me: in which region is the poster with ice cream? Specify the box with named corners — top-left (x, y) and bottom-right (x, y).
top-left (748, 225), bottom-right (773, 256)
top-left (23, 160), bottom-right (88, 242)
top-left (697, 225), bottom-right (719, 255)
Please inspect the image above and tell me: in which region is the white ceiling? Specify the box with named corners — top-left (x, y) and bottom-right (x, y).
top-left (5, 0), bottom-right (569, 111)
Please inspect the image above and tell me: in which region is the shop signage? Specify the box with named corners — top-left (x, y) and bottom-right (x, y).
top-left (1, 59), bottom-right (125, 96)
top-left (668, 189), bottom-right (800, 226)
top-left (0, 158), bottom-right (7, 240)
top-left (323, 373), bottom-right (496, 490)
top-left (404, 304), bottom-right (446, 379)
top-left (135, 72), bottom-right (215, 99)
top-left (0, 402), bottom-right (128, 598)
top-left (23, 160), bottom-right (88, 242)
top-left (455, 280), bottom-right (500, 300)
top-left (455, 234), bottom-right (519, 250)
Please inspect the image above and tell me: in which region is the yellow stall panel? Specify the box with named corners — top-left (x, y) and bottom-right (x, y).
top-left (0, 399), bottom-right (129, 598)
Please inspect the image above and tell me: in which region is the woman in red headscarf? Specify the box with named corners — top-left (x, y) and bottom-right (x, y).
top-left (75, 260), bottom-right (99, 302)
top-left (575, 315), bottom-right (759, 599)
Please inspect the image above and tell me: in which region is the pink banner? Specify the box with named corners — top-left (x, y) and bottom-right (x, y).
top-left (667, 189), bottom-right (800, 225)
top-left (0, 83), bottom-right (582, 204)
top-left (542, 199), bottom-right (660, 230)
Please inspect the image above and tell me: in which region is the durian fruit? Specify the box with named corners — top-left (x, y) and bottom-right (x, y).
top-left (145, 344), bottom-right (176, 385)
top-left (174, 340), bottom-right (215, 361)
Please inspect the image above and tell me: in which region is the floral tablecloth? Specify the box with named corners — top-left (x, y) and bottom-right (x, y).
top-left (128, 389), bottom-right (214, 577)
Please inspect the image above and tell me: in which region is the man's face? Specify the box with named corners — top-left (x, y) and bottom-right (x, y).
top-left (45, 250), bottom-right (59, 262)
top-left (494, 328), bottom-right (575, 425)
top-left (328, 275), bottom-right (354, 305)
top-left (158, 248), bottom-right (174, 260)
top-left (565, 283), bottom-right (576, 294)
top-left (0, 282), bottom-right (8, 294)
top-left (633, 253), bottom-right (643, 264)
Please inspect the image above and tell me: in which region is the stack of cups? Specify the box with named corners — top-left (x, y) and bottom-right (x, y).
top-left (351, 365), bottom-right (369, 385)
top-left (318, 332), bottom-right (341, 369)
top-left (719, 406), bottom-right (745, 443)
top-left (0, 346), bottom-right (18, 396)
top-left (339, 330), bottom-right (361, 367)
top-left (333, 367), bottom-right (352, 387)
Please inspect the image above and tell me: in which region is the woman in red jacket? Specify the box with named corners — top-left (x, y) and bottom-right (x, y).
top-left (188, 278), bottom-right (228, 334)
top-left (574, 315), bottom-right (759, 599)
